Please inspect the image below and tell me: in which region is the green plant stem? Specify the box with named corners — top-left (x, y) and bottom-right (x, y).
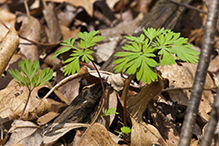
top-left (19, 87), bottom-right (33, 120)
top-left (121, 74), bottom-right (135, 126)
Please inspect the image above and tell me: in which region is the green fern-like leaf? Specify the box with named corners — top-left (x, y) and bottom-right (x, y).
top-left (9, 59), bottom-right (53, 89)
top-left (114, 28), bottom-right (199, 84)
top-left (113, 39), bottom-right (158, 84)
top-left (51, 30), bottom-right (103, 75)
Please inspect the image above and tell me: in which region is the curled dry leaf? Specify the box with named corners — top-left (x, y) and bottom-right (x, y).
top-left (0, 21), bottom-right (19, 77)
top-left (5, 120), bottom-right (42, 146)
top-left (76, 123), bottom-right (120, 146)
top-left (125, 77), bottom-right (164, 122)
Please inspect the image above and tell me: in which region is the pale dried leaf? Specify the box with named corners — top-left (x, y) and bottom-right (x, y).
top-left (0, 80), bottom-right (29, 122)
top-left (95, 40), bottom-right (117, 63)
top-left (60, 25), bottom-right (80, 40)
top-left (42, 123), bottom-right (89, 145)
top-left (5, 120), bottom-right (42, 146)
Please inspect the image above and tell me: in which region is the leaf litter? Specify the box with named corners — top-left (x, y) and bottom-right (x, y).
top-left (0, 0), bottom-right (218, 146)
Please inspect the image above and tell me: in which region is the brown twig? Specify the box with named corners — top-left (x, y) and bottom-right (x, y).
top-left (178, 0), bottom-right (219, 145)
top-left (169, 0), bottom-right (207, 15)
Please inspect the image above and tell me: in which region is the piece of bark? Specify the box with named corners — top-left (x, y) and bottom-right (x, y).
top-left (53, 83), bottom-right (102, 123)
top-left (101, 0), bottom-right (194, 72)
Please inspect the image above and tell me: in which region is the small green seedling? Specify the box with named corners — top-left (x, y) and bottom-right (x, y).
top-left (51, 30), bottom-right (110, 128)
top-left (9, 59), bottom-right (53, 119)
top-left (121, 126), bottom-right (131, 134)
top-left (103, 108), bottom-right (119, 116)
top-left (51, 30), bottom-right (104, 75)
top-left (115, 125), bottom-right (131, 138)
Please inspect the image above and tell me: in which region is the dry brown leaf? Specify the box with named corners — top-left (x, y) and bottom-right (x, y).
top-left (0, 79), bottom-right (50, 122)
top-left (45, 0), bottom-right (98, 16)
top-left (17, 14), bottom-right (41, 61)
top-left (131, 117), bottom-right (168, 146)
top-left (160, 63), bottom-right (215, 122)
top-left (76, 123), bottom-right (120, 146)
top-left (46, 98), bottom-right (68, 113)
top-left (42, 123), bottom-right (90, 146)
top-left (0, 80), bottom-right (28, 122)
top-left (43, 2), bottom-right (62, 43)
top-left (60, 25), bottom-right (80, 40)
top-left (56, 69), bottom-right (81, 104)
top-left (5, 120), bottom-right (42, 146)
top-left (0, 21), bottom-right (19, 77)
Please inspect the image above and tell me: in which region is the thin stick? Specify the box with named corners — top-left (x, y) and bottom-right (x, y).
top-left (162, 86), bottom-right (217, 92)
top-left (43, 66), bottom-right (89, 100)
top-left (24, 0), bottom-right (30, 16)
top-left (169, 0), bottom-right (207, 15)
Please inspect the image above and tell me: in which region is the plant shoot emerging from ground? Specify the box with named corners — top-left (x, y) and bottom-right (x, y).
top-left (9, 59), bottom-right (53, 119)
top-left (50, 30), bottom-right (110, 127)
top-left (113, 27), bottom-right (200, 126)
